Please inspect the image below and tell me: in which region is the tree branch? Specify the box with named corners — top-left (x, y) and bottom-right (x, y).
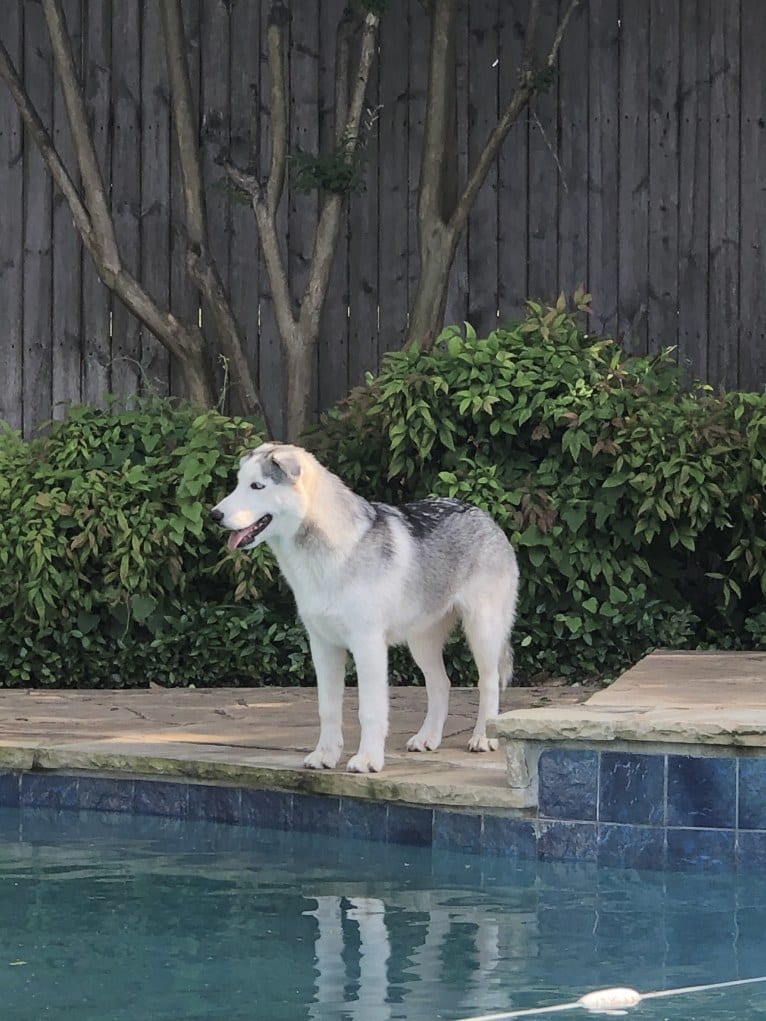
top-left (342, 10), bottom-right (379, 155)
top-left (161, 0), bottom-right (270, 428)
top-left (449, 0), bottom-right (581, 238)
top-left (334, 7), bottom-right (354, 145)
top-left (299, 9), bottom-right (380, 335)
top-left (418, 0), bottom-right (458, 233)
top-left (221, 157), bottom-right (262, 202)
top-left (265, 3), bottom-right (289, 214)
top-left (42, 0), bottom-right (120, 274)
top-left (159, 0), bottom-right (207, 248)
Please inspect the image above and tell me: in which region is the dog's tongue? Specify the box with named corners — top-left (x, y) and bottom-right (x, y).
top-left (227, 528), bottom-right (253, 551)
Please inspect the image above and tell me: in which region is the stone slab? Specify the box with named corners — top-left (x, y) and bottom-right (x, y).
top-left (0, 683), bottom-right (593, 812)
top-left (491, 651), bottom-right (766, 750)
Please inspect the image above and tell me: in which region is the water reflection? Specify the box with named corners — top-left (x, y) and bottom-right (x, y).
top-left (1, 809), bottom-right (766, 1021)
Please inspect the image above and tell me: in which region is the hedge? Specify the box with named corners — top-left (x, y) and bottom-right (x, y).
top-left (0, 295), bottom-right (764, 687)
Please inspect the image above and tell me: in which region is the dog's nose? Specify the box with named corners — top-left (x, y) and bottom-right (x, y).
top-left (211, 508), bottom-right (224, 524)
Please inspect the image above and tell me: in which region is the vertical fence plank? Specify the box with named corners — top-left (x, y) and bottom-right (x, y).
top-left (466, 0), bottom-right (498, 334)
top-left (257, 1), bottom-right (288, 438)
top-left (708, 0), bottom-right (740, 390)
top-left (110, 0), bottom-right (142, 403)
top-left (739, 0), bottom-right (766, 390)
top-left (587, 0), bottom-right (619, 336)
top-left (139, 0), bottom-right (171, 398)
top-left (677, 0), bottom-right (711, 384)
top-left (617, 0), bottom-right (650, 353)
top-left (556, 0), bottom-right (588, 300)
top-left (80, 0), bottom-right (112, 407)
top-left (0, 0), bottom-right (24, 429)
top-left (22, 0), bottom-right (54, 434)
top-left (228, 0), bottom-right (261, 419)
top-left (348, 31), bottom-right (379, 388)
top-left (288, 0), bottom-right (318, 305)
top-left (497, 0), bottom-right (529, 320)
top-left (444, 0), bottom-right (469, 330)
top-left (377, 0), bottom-right (409, 355)
top-left (51, 0), bottom-right (83, 420)
top-left (199, 0), bottom-right (231, 402)
top-left (647, 0), bottom-right (680, 355)
top-left (168, 0), bottom-right (201, 401)
top-left (526, 1), bottom-right (559, 304)
top-left (407, 0), bottom-right (430, 331)
top-left (317, 0), bottom-right (349, 411)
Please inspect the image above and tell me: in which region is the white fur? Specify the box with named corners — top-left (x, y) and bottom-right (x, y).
top-left (212, 443), bottom-right (519, 774)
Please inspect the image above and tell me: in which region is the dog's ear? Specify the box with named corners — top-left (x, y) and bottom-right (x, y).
top-left (269, 449), bottom-right (302, 481)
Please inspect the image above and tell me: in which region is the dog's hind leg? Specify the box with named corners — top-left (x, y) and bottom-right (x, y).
top-left (462, 604), bottom-right (507, 752)
top-left (405, 613), bottom-right (456, 752)
top-left (347, 637), bottom-right (388, 773)
top-left (304, 632), bottom-right (347, 770)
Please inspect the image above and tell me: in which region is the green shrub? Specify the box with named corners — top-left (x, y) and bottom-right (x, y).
top-left (0, 400), bottom-right (310, 687)
top-left (309, 294), bottom-right (766, 682)
top-left (2, 296), bottom-right (764, 689)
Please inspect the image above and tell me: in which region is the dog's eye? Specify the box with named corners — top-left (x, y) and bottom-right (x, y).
top-left (250, 481), bottom-right (264, 490)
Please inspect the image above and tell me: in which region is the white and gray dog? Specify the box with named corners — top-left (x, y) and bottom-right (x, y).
top-left (212, 443), bottom-right (519, 773)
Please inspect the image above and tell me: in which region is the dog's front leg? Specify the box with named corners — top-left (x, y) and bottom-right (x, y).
top-left (304, 632), bottom-right (347, 770)
top-left (347, 638), bottom-right (388, 773)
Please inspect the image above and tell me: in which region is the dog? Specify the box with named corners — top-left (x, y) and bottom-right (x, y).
top-left (211, 443), bottom-right (519, 774)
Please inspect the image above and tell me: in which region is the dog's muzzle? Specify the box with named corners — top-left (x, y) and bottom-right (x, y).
top-left (211, 509), bottom-right (273, 550)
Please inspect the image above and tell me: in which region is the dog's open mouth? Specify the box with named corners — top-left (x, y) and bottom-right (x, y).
top-left (227, 515), bottom-right (273, 550)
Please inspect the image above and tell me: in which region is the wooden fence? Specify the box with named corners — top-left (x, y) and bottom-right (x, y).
top-left (1, 0), bottom-right (765, 438)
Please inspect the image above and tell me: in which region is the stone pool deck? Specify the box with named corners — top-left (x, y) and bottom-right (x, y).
top-left (0, 650), bottom-right (764, 814)
top-left (0, 680), bottom-right (596, 811)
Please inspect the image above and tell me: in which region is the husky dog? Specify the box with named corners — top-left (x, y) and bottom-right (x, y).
top-left (211, 443), bottom-right (519, 774)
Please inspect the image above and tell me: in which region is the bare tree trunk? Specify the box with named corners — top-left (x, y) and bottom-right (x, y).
top-left (223, 3), bottom-right (380, 442)
top-left (159, 0), bottom-right (269, 425)
top-left (406, 0), bottom-right (581, 349)
top-left (0, 0), bottom-right (266, 421)
top-left (408, 223), bottom-right (458, 349)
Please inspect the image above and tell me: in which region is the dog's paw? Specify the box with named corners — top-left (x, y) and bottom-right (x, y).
top-left (304, 746), bottom-right (342, 770)
top-left (467, 735), bottom-right (498, 753)
top-left (346, 751), bottom-right (384, 774)
top-left (406, 731), bottom-right (441, 752)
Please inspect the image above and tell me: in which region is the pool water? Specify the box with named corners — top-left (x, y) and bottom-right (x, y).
top-left (2, 806), bottom-right (766, 1021)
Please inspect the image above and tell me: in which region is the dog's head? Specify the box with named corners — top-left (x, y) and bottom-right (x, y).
top-left (211, 442), bottom-right (307, 550)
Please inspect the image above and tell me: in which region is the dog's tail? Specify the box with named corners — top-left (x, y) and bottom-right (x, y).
top-left (499, 640), bottom-right (514, 690)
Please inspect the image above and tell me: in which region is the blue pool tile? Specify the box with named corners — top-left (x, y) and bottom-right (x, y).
top-left (600, 752), bottom-right (665, 825)
top-left (598, 824), bottom-right (666, 870)
top-left (666, 828), bottom-right (736, 871)
top-left (133, 779), bottom-right (188, 818)
top-left (77, 776), bottom-right (134, 813)
top-left (537, 821), bottom-right (598, 862)
top-left (0, 805), bottom-right (21, 840)
top-left (538, 749), bottom-right (598, 821)
top-left (340, 798), bottom-right (388, 842)
top-left (20, 773), bottom-right (79, 810)
top-left (386, 805), bottom-right (433, 847)
top-left (433, 811), bottom-right (482, 854)
top-left (0, 772), bottom-right (20, 807)
top-left (738, 831), bottom-right (766, 871)
top-left (292, 793), bottom-right (340, 835)
top-left (667, 756), bottom-right (736, 829)
top-left (738, 759), bottom-right (766, 830)
top-left (188, 784), bottom-right (242, 824)
top-left (240, 788), bottom-right (292, 830)
top-left (482, 816), bottom-right (537, 859)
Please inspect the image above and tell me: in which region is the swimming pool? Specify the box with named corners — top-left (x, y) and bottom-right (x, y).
top-left (2, 806), bottom-right (765, 1021)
